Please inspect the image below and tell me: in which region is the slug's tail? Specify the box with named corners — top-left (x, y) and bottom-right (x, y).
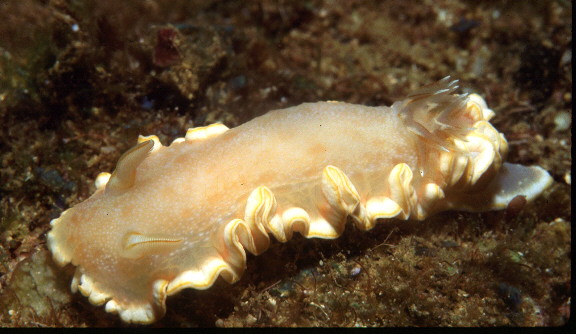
top-left (393, 76), bottom-right (486, 153)
top-left (392, 77), bottom-right (512, 203)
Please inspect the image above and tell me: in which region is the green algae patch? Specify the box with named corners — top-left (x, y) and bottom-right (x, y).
top-left (0, 249), bottom-right (74, 326)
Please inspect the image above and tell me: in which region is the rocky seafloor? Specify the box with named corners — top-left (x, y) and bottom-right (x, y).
top-left (0, 0), bottom-right (571, 327)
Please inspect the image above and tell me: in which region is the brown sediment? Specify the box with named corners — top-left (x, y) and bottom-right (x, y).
top-left (0, 0), bottom-right (570, 327)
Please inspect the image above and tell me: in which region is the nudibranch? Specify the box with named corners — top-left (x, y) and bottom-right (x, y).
top-left (47, 77), bottom-right (553, 324)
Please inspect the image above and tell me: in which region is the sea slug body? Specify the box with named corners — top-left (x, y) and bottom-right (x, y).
top-left (47, 77), bottom-right (553, 324)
